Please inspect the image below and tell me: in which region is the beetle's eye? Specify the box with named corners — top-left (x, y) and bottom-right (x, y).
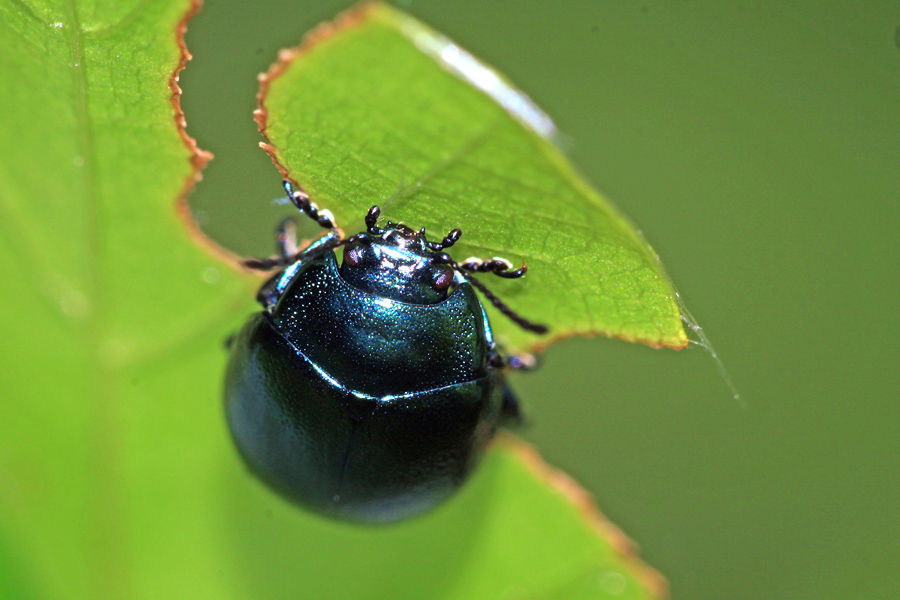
top-left (433, 267), bottom-right (454, 291)
top-left (344, 245), bottom-right (361, 267)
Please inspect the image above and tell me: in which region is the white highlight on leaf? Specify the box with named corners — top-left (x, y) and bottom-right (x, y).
top-left (397, 16), bottom-right (557, 140)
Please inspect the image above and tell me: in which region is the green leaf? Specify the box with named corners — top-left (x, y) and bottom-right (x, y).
top-left (257, 2), bottom-right (687, 353)
top-left (0, 0), bottom-right (253, 597)
top-left (0, 1), bottom-right (665, 599)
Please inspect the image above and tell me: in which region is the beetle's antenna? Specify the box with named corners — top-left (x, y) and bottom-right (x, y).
top-left (433, 253), bottom-right (548, 334)
top-left (244, 182), bottom-right (343, 270)
top-left (365, 206), bottom-right (383, 235)
top-left (284, 180), bottom-right (336, 230)
top-left (464, 273), bottom-right (548, 334)
top-left (425, 228), bottom-right (462, 251)
top-left (458, 256), bottom-right (527, 279)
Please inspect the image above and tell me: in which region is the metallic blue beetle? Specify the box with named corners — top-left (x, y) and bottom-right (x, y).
top-left (225, 182), bottom-right (546, 523)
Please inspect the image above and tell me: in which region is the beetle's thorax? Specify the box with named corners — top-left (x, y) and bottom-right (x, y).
top-left (340, 226), bottom-right (454, 304)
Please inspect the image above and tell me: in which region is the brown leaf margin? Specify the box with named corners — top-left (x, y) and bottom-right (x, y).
top-left (253, 1), bottom-right (373, 230)
top-left (498, 433), bottom-right (668, 599)
top-left (170, 0), bottom-right (252, 271)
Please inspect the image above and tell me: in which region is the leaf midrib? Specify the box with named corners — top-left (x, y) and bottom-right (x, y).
top-left (60, 1), bottom-right (128, 597)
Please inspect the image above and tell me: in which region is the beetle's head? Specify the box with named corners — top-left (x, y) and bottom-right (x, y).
top-left (340, 224), bottom-right (456, 304)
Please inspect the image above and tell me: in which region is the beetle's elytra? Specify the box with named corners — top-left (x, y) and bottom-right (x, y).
top-left (224, 181), bottom-right (546, 523)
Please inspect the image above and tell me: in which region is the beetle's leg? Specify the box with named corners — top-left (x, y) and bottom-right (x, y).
top-left (501, 384), bottom-right (524, 424)
top-left (488, 345), bottom-right (538, 371)
top-left (458, 256), bottom-right (527, 279)
top-left (277, 217), bottom-right (299, 257)
top-left (244, 178), bottom-right (338, 271)
top-left (243, 218), bottom-right (302, 271)
top-left (284, 180), bottom-right (336, 230)
top-left (254, 270), bottom-right (286, 309)
top-left (243, 255), bottom-right (293, 270)
top-left (507, 353), bottom-right (538, 371)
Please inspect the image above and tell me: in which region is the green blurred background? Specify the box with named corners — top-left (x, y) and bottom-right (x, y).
top-left (182, 1), bottom-right (900, 599)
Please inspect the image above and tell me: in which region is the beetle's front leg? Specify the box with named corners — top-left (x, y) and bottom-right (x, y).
top-left (243, 218), bottom-right (302, 271)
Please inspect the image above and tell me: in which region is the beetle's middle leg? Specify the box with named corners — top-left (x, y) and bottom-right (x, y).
top-left (276, 217), bottom-right (299, 258)
top-left (243, 217), bottom-right (303, 271)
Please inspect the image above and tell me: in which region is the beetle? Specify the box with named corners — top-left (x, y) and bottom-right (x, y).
top-left (224, 181), bottom-right (547, 523)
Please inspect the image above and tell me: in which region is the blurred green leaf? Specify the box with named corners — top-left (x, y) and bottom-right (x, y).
top-left (0, 1), bottom-right (665, 599)
top-left (0, 0), bottom-right (254, 597)
top-left (258, 2), bottom-right (687, 353)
